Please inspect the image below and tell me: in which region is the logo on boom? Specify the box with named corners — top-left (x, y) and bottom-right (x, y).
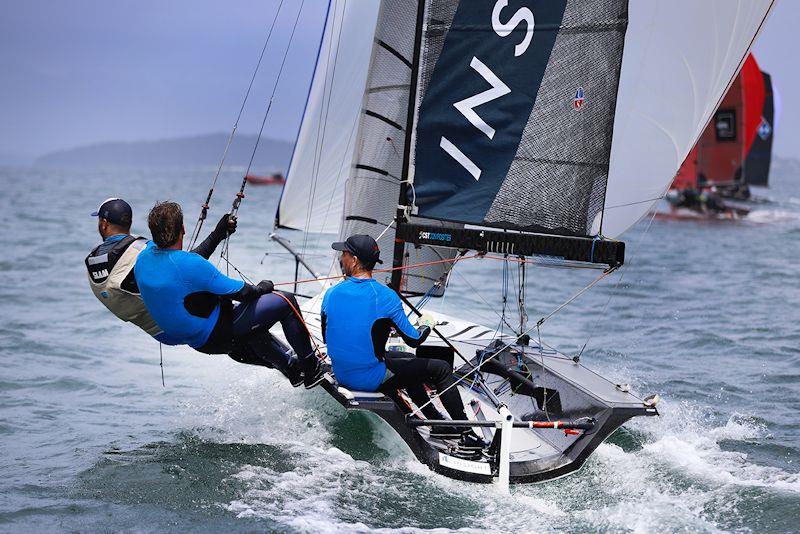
top-left (419, 231), bottom-right (452, 243)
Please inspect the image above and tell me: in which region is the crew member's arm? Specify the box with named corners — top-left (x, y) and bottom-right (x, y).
top-left (321, 291), bottom-right (329, 343)
top-left (387, 294), bottom-right (430, 348)
top-left (228, 280), bottom-right (273, 303)
top-left (188, 254), bottom-right (271, 303)
top-left (190, 214), bottom-right (237, 259)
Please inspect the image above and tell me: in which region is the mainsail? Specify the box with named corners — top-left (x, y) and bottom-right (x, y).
top-left (413, 1), bottom-right (627, 238)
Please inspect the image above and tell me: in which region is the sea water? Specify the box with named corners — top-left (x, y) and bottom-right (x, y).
top-left (0, 165), bottom-right (798, 533)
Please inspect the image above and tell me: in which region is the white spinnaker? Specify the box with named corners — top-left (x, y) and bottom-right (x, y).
top-left (601, 0), bottom-right (775, 238)
top-left (276, 0), bottom-right (381, 233)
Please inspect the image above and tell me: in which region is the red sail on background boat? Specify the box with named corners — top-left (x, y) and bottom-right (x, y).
top-left (694, 53), bottom-right (765, 187)
top-left (245, 173), bottom-right (286, 186)
top-left (672, 53), bottom-right (774, 191)
top-left (665, 53), bottom-right (775, 217)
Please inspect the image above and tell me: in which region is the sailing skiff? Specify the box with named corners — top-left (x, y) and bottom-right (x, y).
top-left (202, 0), bottom-right (775, 487)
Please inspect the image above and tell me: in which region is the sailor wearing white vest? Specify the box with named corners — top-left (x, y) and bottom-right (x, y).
top-left (85, 197), bottom-right (236, 345)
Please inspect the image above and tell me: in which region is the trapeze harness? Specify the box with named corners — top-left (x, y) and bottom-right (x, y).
top-left (85, 236), bottom-right (162, 337)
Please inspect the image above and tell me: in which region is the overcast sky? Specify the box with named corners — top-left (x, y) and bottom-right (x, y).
top-left (0, 0), bottom-right (797, 162)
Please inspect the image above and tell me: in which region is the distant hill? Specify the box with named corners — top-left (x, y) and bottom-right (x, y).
top-left (35, 133), bottom-right (294, 169)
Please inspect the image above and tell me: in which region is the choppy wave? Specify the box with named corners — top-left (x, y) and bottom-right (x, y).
top-left (153, 370), bottom-right (799, 533)
top-left (2, 166), bottom-right (799, 533)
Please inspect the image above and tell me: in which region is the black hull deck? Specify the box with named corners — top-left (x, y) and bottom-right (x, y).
top-left (318, 341), bottom-right (658, 485)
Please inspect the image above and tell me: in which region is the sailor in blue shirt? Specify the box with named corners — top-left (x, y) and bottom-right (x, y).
top-left (322, 235), bottom-right (487, 450)
top-left (134, 201), bottom-right (325, 388)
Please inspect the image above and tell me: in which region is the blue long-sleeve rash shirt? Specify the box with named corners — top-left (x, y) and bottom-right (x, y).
top-left (135, 247), bottom-right (244, 348)
top-left (321, 277), bottom-right (421, 391)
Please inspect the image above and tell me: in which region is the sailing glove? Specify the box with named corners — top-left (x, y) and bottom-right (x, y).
top-left (256, 280), bottom-right (274, 295)
top-left (213, 213), bottom-right (237, 237)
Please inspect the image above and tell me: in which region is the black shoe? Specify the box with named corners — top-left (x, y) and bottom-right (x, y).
top-left (286, 369), bottom-right (305, 388)
top-left (303, 361), bottom-right (326, 389)
top-left (286, 365), bottom-right (304, 388)
top-left (457, 431), bottom-right (489, 451)
top-left (429, 425), bottom-right (462, 440)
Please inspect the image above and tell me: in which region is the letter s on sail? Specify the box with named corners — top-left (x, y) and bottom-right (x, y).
top-left (492, 0), bottom-right (535, 57)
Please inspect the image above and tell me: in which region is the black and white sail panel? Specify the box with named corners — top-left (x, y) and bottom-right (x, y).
top-left (278, 0), bottom-right (774, 270)
top-left (338, 0), bottom-right (460, 296)
top-left (413, 0), bottom-right (627, 238)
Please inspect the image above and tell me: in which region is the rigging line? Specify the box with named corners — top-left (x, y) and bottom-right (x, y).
top-left (187, 0), bottom-right (287, 250)
top-left (412, 248), bottom-right (464, 311)
top-left (433, 258), bottom-right (518, 334)
top-left (233, 0), bottom-right (307, 219)
top-left (302, 0), bottom-right (346, 255)
top-left (223, 250), bottom-right (611, 295)
top-left (218, 248), bottom-right (256, 285)
top-left (273, 253), bottom-right (481, 287)
top-left (535, 265), bottom-right (617, 328)
top-left (603, 195), bottom-right (666, 210)
top-left (273, 292), bottom-right (327, 362)
top-left (375, 219), bottom-right (395, 242)
top-left (537, 323), bottom-right (550, 422)
top-left (576, 203), bottom-right (660, 361)
top-left (220, 0), bottom-right (307, 269)
top-left (159, 343), bottom-right (165, 387)
top-left (406, 268), bottom-right (615, 418)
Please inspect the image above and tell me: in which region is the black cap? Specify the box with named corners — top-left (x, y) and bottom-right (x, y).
top-left (91, 198), bottom-right (132, 227)
top-left (332, 234), bottom-right (383, 264)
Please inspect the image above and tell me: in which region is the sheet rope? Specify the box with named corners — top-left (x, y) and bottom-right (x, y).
top-left (186, 0), bottom-right (287, 250)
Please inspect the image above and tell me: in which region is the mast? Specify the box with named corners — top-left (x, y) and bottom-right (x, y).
top-left (390, 0), bottom-right (426, 292)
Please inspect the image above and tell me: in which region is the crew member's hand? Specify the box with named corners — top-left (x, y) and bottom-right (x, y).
top-left (415, 313), bottom-right (437, 329)
top-left (214, 213), bottom-right (237, 236)
top-left (256, 280), bottom-right (274, 295)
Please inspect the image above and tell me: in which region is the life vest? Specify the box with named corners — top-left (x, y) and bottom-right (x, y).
top-left (86, 236), bottom-right (162, 336)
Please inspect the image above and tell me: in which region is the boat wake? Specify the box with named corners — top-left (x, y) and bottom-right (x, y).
top-left (171, 368), bottom-right (799, 533)
top-left (745, 208), bottom-right (800, 224)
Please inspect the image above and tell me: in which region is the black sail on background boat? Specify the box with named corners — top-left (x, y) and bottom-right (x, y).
top-left (268, 0), bottom-right (775, 487)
